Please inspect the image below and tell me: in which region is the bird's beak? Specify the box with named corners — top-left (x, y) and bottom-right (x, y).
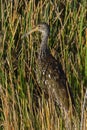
top-left (21, 26), bottom-right (38, 39)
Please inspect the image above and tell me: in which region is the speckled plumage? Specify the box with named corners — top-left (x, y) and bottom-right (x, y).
top-left (36, 23), bottom-right (69, 110)
top-left (36, 51), bottom-right (69, 110)
top-left (22, 23), bottom-right (75, 130)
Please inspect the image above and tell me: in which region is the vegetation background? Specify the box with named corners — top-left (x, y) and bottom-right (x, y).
top-left (0, 0), bottom-right (87, 130)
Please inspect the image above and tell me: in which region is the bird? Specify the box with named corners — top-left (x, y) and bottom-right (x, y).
top-left (22, 23), bottom-right (75, 130)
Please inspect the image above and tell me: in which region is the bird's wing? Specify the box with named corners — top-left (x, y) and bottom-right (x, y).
top-left (39, 54), bottom-right (70, 111)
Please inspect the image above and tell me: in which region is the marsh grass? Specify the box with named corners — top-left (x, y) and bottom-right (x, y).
top-left (0, 0), bottom-right (87, 130)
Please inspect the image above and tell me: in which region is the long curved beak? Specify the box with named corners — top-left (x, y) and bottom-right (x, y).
top-left (21, 26), bottom-right (38, 39)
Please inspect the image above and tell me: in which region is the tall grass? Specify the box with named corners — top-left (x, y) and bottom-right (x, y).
top-left (0, 0), bottom-right (87, 130)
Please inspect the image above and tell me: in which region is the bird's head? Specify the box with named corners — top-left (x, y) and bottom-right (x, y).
top-left (21, 23), bottom-right (50, 39)
top-left (37, 23), bottom-right (50, 36)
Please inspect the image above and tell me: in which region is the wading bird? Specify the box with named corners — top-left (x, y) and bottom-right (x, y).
top-left (22, 23), bottom-right (75, 130)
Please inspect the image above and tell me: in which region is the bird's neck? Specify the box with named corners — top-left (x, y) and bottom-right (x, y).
top-left (39, 34), bottom-right (50, 60)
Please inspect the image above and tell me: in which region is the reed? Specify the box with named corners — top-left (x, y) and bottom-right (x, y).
top-left (0, 0), bottom-right (87, 130)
